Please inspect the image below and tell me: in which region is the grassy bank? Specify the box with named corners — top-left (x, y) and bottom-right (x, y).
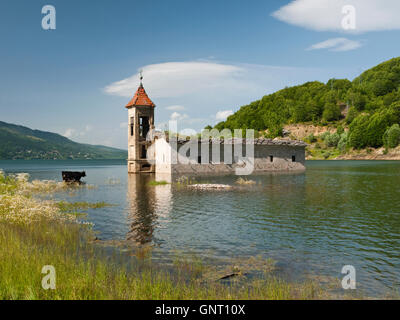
top-left (1, 220), bottom-right (328, 299)
top-left (0, 170), bottom-right (362, 300)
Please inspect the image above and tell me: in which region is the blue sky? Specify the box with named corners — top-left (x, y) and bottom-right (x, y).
top-left (1, 0), bottom-right (400, 149)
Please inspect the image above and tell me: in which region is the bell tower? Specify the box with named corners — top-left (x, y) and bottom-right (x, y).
top-left (126, 73), bottom-right (155, 173)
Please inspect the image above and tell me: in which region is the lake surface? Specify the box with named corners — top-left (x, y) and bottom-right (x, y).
top-left (1, 160), bottom-right (399, 296)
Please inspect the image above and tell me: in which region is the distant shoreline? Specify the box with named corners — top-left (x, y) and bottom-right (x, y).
top-left (0, 158), bottom-right (126, 161)
top-left (307, 147), bottom-right (400, 161)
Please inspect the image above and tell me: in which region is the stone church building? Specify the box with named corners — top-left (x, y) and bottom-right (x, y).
top-left (125, 81), bottom-right (306, 174)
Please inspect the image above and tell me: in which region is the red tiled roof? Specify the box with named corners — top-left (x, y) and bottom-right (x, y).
top-left (125, 84), bottom-right (155, 108)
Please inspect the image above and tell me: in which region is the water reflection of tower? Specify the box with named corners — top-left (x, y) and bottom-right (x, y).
top-left (126, 173), bottom-right (172, 245)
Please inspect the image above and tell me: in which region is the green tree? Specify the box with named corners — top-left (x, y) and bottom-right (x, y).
top-left (348, 114), bottom-right (370, 149)
top-left (322, 103), bottom-right (341, 121)
top-left (365, 109), bottom-right (398, 147)
top-left (346, 106), bottom-right (358, 124)
top-left (346, 90), bottom-right (367, 111)
top-left (383, 124), bottom-right (400, 148)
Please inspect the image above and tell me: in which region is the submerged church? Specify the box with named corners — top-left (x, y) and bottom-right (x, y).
top-left (125, 79), bottom-right (307, 175)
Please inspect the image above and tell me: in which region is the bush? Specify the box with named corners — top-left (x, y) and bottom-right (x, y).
top-left (325, 133), bottom-right (341, 147)
top-left (338, 133), bottom-right (348, 152)
top-left (348, 114), bottom-right (370, 149)
top-left (365, 110), bottom-right (398, 147)
top-left (336, 125), bottom-right (344, 135)
top-left (320, 131), bottom-right (331, 141)
top-left (305, 133), bottom-right (317, 143)
top-left (322, 151), bottom-right (331, 159)
top-left (346, 107), bottom-right (358, 124)
top-left (349, 110), bottom-right (397, 148)
top-left (322, 103), bottom-right (341, 121)
top-left (383, 124), bottom-right (400, 148)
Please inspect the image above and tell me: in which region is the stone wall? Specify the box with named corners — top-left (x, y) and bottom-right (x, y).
top-left (155, 138), bottom-right (306, 174)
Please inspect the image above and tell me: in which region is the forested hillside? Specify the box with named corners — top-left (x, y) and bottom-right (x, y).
top-left (0, 121), bottom-right (127, 160)
top-left (214, 57), bottom-right (400, 153)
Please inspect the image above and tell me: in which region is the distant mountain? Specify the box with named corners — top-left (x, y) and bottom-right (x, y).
top-left (0, 121), bottom-right (127, 160)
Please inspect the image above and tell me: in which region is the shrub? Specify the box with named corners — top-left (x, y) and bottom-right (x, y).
top-left (348, 114), bottom-right (370, 149)
top-left (305, 133), bottom-right (317, 143)
top-left (336, 125), bottom-right (344, 135)
top-left (320, 131), bottom-right (331, 141)
top-left (349, 110), bottom-right (397, 148)
top-left (322, 151), bottom-right (331, 159)
top-left (322, 103), bottom-right (341, 121)
top-left (365, 110), bottom-right (398, 147)
top-left (346, 106), bottom-right (358, 124)
top-left (325, 133), bottom-right (340, 147)
top-left (338, 133), bottom-right (348, 152)
top-left (383, 124), bottom-right (400, 148)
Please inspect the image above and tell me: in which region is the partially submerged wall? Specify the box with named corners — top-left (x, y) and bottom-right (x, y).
top-left (155, 138), bottom-right (306, 174)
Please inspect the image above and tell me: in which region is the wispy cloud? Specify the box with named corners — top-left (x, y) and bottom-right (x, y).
top-left (104, 61), bottom-right (329, 103)
top-left (272, 0), bottom-right (400, 33)
top-left (63, 128), bottom-right (76, 138)
top-left (170, 112), bottom-right (188, 121)
top-left (104, 61), bottom-right (245, 98)
top-left (166, 105), bottom-right (185, 111)
top-left (216, 110), bottom-right (234, 121)
top-left (63, 125), bottom-right (93, 139)
top-left (307, 38), bottom-right (363, 52)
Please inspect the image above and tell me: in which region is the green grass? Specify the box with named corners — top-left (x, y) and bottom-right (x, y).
top-left (148, 180), bottom-right (169, 186)
top-left (236, 177), bottom-right (257, 185)
top-left (307, 146), bottom-right (342, 160)
top-left (57, 201), bottom-right (114, 212)
top-left (0, 218), bottom-right (332, 300)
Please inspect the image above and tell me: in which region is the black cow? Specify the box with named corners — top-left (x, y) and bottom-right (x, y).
top-left (62, 171), bottom-right (86, 183)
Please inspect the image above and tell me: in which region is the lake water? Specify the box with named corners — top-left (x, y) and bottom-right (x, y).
top-left (1, 160), bottom-right (399, 296)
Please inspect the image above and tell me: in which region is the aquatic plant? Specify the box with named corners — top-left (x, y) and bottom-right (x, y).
top-left (148, 180), bottom-right (169, 186)
top-left (57, 201), bottom-right (114, 212)
top-left (235, 177), bottom-right (256, 185)
top-left (175, 176), bottom-right (192, 185)
top-left (106, 178), bottom-right (121, 185)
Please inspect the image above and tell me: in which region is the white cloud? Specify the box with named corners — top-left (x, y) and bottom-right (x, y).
top-left (272, 0), bottom-right (400, 33)
top-left (104, 61), bottom-right (245, 98)
top-left (119, 122), bottom-right (128, 128)
top-left (63, 125), bottom-right (93, 139)
top-left (104, 60), bottom-right (356, 133)
top-left (63, 128), bottom-right (76, 138)
top-left (216, 110), bottom-right (234, 121)
top-left (170, 112), bottom-right (188, 121)
top-left (166, 105), bottom-right (185, 111)
top-left (307, 38), bottom-right (363, 52)
top-left (103, 61), bottom-right (329, 106)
